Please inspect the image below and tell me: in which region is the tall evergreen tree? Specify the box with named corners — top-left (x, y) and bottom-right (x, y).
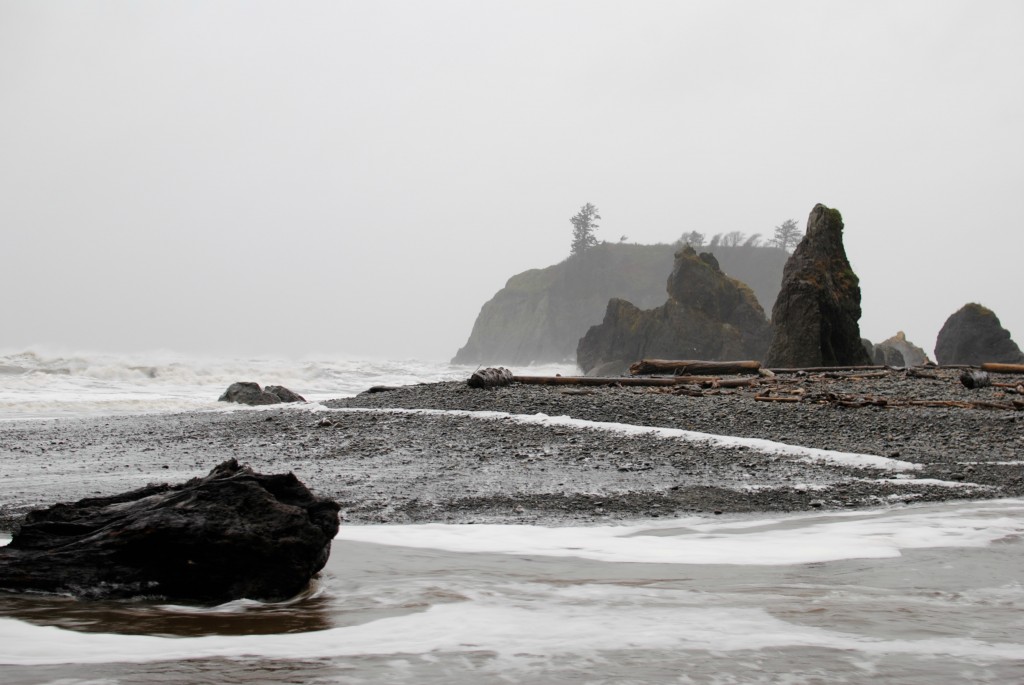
top-left (771, 219), bottom-right (802, 252)
top-left (569, 203), bottom-right (601, 256)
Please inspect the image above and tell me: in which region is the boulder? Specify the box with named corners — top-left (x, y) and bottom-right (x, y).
top-left (219, 382), bottom-right (305, 405)
top-left (875, 331), bottom-right (931, 367)
top-left (764, 204), bottom-right (872, 368)
top-left (0, 459), bottom-right (340, 603)
top-left (935, 303), bottom-right (1024, 365)
top-left (264, 385), bottom-right (306, 403)
top-left (576, 247), bottom-right (771, 374)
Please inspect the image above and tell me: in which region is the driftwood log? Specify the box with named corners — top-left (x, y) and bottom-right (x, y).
top-left (630, 359), bottom-right (761, 376)
top-left (513, 375), bottom-right (719, 388)
top-left (767, 365), bottom-right (888, 373)
top-left (981, 363), bottom-right (1024, 375)
top-left (821, 370), bottom-right (891, 380)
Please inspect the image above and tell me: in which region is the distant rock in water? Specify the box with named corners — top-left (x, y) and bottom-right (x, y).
top-left (764, 204), bottom-right (872, 368)
top-left (219, 382), bottom-right (305, 405)
top-left (576, 247), bottom-right (771, 375)
top-left (453, 242), bottom-right (788, 365)
top-left (934, 303), bottom-right (1024, 365)
top-left (874, 331), bottom-right (931, 367)
top-left (873, 343), bottom-right (905, 368)
top-left (0, 459), bottom-right (340, 603)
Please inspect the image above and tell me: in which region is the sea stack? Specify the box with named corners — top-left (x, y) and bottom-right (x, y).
top-left (873, 331), bottom-right (931, 368)
top-left (577, 247), bottom-right (770, 375)
top-left (935, 303), bottom-right (1024, 365)
top-left (764, 204), bottom-right (872, 368)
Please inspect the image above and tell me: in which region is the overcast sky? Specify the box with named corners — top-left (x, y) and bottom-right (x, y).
top-left (2, 1), bottom-right (1021, 362)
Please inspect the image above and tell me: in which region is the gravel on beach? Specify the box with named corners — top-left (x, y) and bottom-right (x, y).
top-left (1, 368), bottom-right (1022, 530)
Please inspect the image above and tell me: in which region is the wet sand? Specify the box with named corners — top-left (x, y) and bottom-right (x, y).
top-left (1, 369), bottom-right (1022, 530)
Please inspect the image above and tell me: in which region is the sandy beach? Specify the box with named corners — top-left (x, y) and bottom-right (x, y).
top-left (1, 368), bottom-right (1021, 531)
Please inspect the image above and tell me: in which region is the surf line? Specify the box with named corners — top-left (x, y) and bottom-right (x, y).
top-left (311, 404), bottom-right (922, 473)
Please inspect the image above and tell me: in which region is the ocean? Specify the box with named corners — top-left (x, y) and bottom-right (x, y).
top-left (0, 348), bottom-right (565, 420)
top-left (1, 349), bottom-right (1023, 684)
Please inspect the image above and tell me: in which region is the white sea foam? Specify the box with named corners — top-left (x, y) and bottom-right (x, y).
top-left (0, 348), bottom-right (577, 419)
top-left (2, 584), bottom-right (1022, 667)
top-left (3, 502), bottom-right (1022, 668)
top-left (336, 499), bottom-right (1024, 565)
top-left (323, 406), bottom-right (922, 472)
top-left (868, 477), bottom-right (995, 489)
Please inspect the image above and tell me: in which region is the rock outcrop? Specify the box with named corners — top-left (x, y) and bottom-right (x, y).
top-left (219, 382), bottom-right (305, 405)
top-left (934, 303), bottom-right (1024, 365)
top-left (874, 331), bottom-right (931, 367)
top-left (576, 247), bottom-right (771, 375)
top-left (453, 242), bottom-right (788, 365)
top-left (0, 459), bottom-right (340, 603)
top-left (873, 344), bottom-right (905, 368)
top-left (764, 204), bottom-right (872, 368)
top-left (861, 338), bottom-right (875, 361)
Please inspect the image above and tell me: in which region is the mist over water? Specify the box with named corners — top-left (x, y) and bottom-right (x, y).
top-left (0, 348), bottom-right (577, 419)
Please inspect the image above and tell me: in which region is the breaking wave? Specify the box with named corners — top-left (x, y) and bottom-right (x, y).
top-left (0, 348), bottom-right (576, 419)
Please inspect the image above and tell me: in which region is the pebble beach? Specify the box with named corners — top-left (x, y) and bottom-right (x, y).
top-left (2, 368), bottom-right (1021, 530)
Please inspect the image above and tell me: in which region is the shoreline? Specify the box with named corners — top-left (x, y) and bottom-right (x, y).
top-left (1, 369), bottom-right (1022, 531)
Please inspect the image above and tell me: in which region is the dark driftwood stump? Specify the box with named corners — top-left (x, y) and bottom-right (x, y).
top-left (0, 459), bottom-right (340, 603)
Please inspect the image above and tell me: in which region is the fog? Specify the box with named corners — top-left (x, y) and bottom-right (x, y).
top-left (2, 1), bottom-right (1021, 362)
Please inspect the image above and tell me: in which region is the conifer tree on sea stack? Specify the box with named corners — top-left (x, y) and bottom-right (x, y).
top-left (569, 203), bottom-right (601, 256)
top-left (771, 219), bottom-right (802, 252)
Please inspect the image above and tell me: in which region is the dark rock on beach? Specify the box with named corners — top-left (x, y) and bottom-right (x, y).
top-left (935, 303), bottom-right (1024, 366)
top-left (764, 203), bottom-right (873, 368)
top-left (0, 459), bottom-right (339, 602)
top-left (577, 246), bottom-right (770, 374)
top-left (264, 385), bottom-right (306, 403)
top-left (219, 382), bottom-right (306, 405)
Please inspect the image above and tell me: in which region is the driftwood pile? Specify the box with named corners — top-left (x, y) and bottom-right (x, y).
top-left (467, 359), bottom-right (1024, 411)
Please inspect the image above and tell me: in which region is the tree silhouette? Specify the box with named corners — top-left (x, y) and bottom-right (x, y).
top-left (569, 203), bottom-right (601, 256)
top-left (771, 219), bottom-right (802, 252)
top-left (678, 230), bottom-right (705, 248)
top-left (722, 230), bottom-right (746, 247)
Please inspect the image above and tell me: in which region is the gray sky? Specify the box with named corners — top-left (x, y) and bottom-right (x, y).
top-left (2, 1), bottom-right (1022, 361)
